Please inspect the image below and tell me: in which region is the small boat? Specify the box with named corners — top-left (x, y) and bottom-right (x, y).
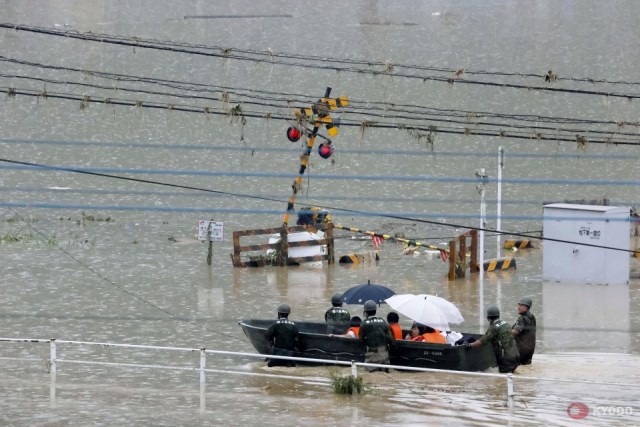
top-left (239, 319), bottom-right (497, 372)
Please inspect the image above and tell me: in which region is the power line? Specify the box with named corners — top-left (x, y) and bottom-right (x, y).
top-left (3, 87), bottom-right (639, 147)
top-left (2, 138), bottom-right (639, 160)
top-left (4, 23), bottom-right (640, 99)
top-left (0, 157), bottom-right (637, 253)
top-left (2, 159), bottom-right (639, 186)
top-left (4, 185), bottom-right (637, 207)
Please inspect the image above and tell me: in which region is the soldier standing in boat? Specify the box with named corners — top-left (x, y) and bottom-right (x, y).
top-left (325, 292), bottom-right (351, 334)
top-left (265, 303), bottom-right (299, 367)
top-left (511, 296), bottom-right (537, 365)
top-left (359, 300), bottom-right (395, 372)
top-left (467, 306), bottom-right (520, 373)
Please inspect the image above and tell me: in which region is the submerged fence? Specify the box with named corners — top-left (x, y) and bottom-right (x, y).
top-left (1, 337), bottom-right (639, 415)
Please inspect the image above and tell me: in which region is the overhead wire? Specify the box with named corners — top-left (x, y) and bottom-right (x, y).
top-left (3, 23), bottom-right (640, 99)
top-left (3, 87), bottom-right (639, 146)
top-left (3, 54), bottom-right (640, 131)
top-left (2, 138), bottom-right (639, 160)
top-left (0, 157), bottom-right (637, 254)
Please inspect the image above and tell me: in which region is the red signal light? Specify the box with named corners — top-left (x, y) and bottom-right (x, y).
top-left (318, 143), bottom-right (334, 159)
top-left (287, 127), bottom-right (302, 142)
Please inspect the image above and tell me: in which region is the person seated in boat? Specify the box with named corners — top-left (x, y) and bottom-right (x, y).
top-left (405, 322), bottom-right (423, 340)
top-left (406, 323), bottom-right (447, 344)
top-left (420, 325), bottom-right (448, 344)
top-left (325, 292), bottom-right (351, 334)
top-left (331, 316), bottom-right (362, 338)
top-left (265, 303), bottom-right (299, 367)
top-left (387, 312), bottom-right (403, 340)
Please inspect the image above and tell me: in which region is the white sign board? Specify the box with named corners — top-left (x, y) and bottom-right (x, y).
top-left (197, 220), bottom-right (224, 242)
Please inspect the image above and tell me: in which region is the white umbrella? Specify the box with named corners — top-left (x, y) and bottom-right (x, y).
top-left (416, 294), bottom-right (465, 324)
top-left (385, 294), bottom-right (464, 331)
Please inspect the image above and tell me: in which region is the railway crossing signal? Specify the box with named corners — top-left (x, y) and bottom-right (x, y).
top-left (282, 87), bottom-right (348, 226)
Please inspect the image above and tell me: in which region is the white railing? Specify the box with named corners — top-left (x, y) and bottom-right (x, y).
top-left (2, 337), bottom-right (639, 412)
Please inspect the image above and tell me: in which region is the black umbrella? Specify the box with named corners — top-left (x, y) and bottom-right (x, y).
top-left (341, 279), bottom-right (396, 305)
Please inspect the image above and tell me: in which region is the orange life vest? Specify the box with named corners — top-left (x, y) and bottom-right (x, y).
top-left (389, 323), bottom-right (403, 340)
top-left (346, 326), bottom-right (360, 337)
top-left (421, 330), bottom-right (447, 344)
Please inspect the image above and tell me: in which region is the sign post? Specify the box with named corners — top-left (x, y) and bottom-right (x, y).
top-left (198, 220), bottom-right (224, 265)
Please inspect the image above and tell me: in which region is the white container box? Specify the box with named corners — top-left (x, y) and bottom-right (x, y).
top-left (542, 204), bottom-right (630, 285)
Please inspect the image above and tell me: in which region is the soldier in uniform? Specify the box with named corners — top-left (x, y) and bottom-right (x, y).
top-left (359, 300), bottom-right (395, 372)
top-left (325, 292), bottom-right (351, 334)
top-left (468, 306), bottom-right (520, 373)
top-left (265, 303), bottom-right (299, 367)
top-left (512, 296), bottom-right (537, 365)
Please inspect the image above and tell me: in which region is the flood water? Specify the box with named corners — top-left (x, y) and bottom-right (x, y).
top-left (1, 0), bottom-right (640, 425)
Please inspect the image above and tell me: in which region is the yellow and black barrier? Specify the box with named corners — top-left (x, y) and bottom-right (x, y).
top-left (504, 239), bottom-right (535, 250)
top-left (483, 258), bottom-right (517, 272)
top-left (333, 224), bottom-right (446, 253)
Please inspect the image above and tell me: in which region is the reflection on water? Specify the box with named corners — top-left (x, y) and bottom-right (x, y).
top-left (543, 281), bottom-right (630, 352)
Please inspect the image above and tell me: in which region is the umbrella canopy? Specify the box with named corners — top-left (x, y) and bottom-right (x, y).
top-left (341, 280), bottom-right (396, 305)
top-left (385, 294), bottom-right (464, 331)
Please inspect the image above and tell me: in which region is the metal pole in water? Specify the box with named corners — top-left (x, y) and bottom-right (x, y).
top-left (351, 360), bottom-right (358, 378)
top-left (497, 147), bottom-right (504, 258)
top-left (476, 169), bottom-right (488, 332)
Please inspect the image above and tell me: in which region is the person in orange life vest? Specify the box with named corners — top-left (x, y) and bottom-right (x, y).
top-left (331, 316), bottom-right (362, 338)
top-left (420, 325), bottom-right (447, 344)
top-left (407, 323), bottom-right (447, 344)
top-left (405, 322), bottom-right (423, 340)
top-left (387, 312), bottom-right (403, 340)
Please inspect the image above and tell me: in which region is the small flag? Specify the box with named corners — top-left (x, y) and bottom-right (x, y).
top-left (372, 235), bottom-right (383, 251)
top-left (439, 249), bottom-right (449, 263)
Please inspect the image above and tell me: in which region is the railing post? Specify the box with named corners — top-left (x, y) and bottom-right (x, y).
top-left (49, 338), bottom-right (57, 374)
top-left (351, 360), bottom-right (358, 378)
top-left (506, 373), bottom-right (514, 409)
top-left (200, 348), bottom-right (206, 384)
top-left (200, 349), bottom-right (206, 414)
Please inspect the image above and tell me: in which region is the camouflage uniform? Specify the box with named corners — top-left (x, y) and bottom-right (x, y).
top-left (359, 316), bottom-right (395, 371)
top-left (512, 311), bottom-right (536, 365)
top-left (325, 306), bottom-right (351, 334)
top-left (265, 318), bottom-right (299, 367)
top-left (479, 318), bottom-right (520, 373)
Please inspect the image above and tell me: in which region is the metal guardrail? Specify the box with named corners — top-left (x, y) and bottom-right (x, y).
top-left (2, 337), bottom-right (639, 411)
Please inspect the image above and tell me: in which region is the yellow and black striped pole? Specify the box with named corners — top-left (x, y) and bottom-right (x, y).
top-left (282, 88), bottom-right (331, 227)
top-left (333, 224), bottom-right (448, 253)
top-left (282, 89), bottom-right (348, 227)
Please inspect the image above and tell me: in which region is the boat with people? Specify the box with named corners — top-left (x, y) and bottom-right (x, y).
top-left (239, 319), bottom-right (497, 372)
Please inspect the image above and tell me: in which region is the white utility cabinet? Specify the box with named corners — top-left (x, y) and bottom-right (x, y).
top-left (542, 204), bottom-right (630, 285)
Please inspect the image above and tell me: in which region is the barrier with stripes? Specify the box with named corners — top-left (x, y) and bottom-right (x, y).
top-left (504, 239), bottom-right (535, 249)
top-left (483, 257), bottom-right (517, 272)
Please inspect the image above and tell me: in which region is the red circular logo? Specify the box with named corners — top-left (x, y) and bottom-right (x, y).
top-left (567, 402), bottom-right (589, 419)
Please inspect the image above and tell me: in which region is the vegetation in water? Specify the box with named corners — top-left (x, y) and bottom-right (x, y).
top-left (328, 369), bottom-right (365, 395)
